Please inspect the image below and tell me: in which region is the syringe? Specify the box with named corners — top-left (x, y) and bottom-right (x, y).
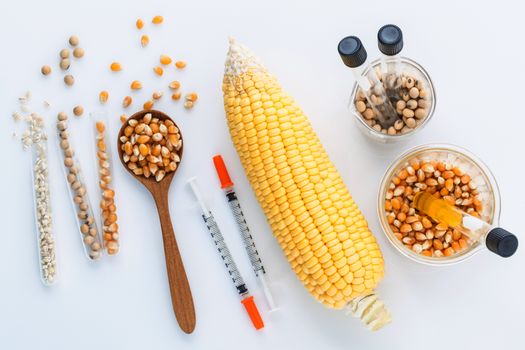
top-left (187, 177), bottom-right (264, 330)
top-left (212, 155), bottom-right (277, 311)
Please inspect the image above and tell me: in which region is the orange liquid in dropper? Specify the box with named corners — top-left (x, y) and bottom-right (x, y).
top-left (413, 192), bottom-right (463, 228)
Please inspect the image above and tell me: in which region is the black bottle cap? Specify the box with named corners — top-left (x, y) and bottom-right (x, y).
top-left (486, 227), bottom-right (518, 258)
top-left (338, 36), bottom-right (367, 68)
top-left (377, 24), bottom-right (403, 56)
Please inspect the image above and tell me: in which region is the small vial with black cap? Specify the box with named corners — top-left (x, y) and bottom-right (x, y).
top-left (377, 24), bottom-right (404, 96)
top-left (338, 36), bottom-right (399, 129)
top-left (414, 192), bottom-right (518, 258)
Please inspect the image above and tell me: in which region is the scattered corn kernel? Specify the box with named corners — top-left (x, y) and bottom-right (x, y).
top-left (143, 100), bottom-right (154, 110)
top-left (122, 96), bottom-right (132, 108)
top-left (175, 60), bottom-right (186, 69)
top-left (130, 80), bottom-right (142, 90)
top-left (185, 92), bottom-right (198, 102)
top-left (183, 101), bottom-right (193, 109)
top-left (136, 18), bottom-right (144, 29)
top-left (99, 91), bottom-right (109, 104)
top-left (141, 35), bottom-right (150, 47)
top-left (171, 92), bottom-right (181, 100)
top-left (110, 62), bottom-right (122, 71)
top-left (152, 16), bottom-right (163, 24)
top-left (160, 54), bottom-right (172, 65)
top-left (153, 66), bottom-right (164, 76)
top-left (169, 81), bottom-right (181, 90)
top-left (120, 114), bottom-right (127, 123)
top-left (152, 91), bottom-right (163, 100)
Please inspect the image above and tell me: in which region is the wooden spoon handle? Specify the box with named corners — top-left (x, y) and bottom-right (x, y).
top-left (154, 192), bottom-right (196, 334)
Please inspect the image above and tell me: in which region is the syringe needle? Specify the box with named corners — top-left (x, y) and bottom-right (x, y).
top-left (213, 155), bottom-right (277, 311)
top-left (187, 177), bottom-right (264, 330)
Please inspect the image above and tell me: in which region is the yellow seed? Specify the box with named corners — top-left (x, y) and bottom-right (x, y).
top-left (169, 81), bottom-right (181, 90)
top-left (99, 91), bottom-right (109, 104)
top-left (141, 35), bottom-right (150, 47)
top-left (96, 121), bottom-right (105, 133)
top-left (153, 66), bottom-right (163, 76)
top-left (110, 62), bottom-right (122, 71)
top-left (143, 100), bottom-right (154, 110)
top-left (139, 144), bottom-right (149, 156)
top-left (175, 60), bottom-right (186, 69)
top-left (152, 91), bottom-right (163, 100)
top-left (136, 18), bottom-right (144, 29)
top-left (120, 114), bottom-right (127, 123)
top-left (185, 92), bottom-right (198, 102)
top-left (171, 92), bottom-right (181, 100)
top-left (184, 101), bottom-right (194, 109)
top-left (73, 47), bottom-right (85, 58)
top-left (122, 96), bottom-right (132, 108)
top-left (130, 80), bottom-right (142, 90)
top-left (160, 54), bottom-right (172, 65)
top-left (152, 15), bottom-right (163, 24)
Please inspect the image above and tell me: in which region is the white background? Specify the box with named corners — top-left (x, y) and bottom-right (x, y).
top-left (1, 0), bottom-right (524, 349)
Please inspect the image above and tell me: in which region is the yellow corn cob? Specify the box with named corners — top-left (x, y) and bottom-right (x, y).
top-left (222, 38), bottom-right (391, 330)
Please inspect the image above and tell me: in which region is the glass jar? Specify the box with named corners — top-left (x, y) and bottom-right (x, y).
top-left (377, 144), bottom-right (501, 265)
top-left (349, 57), bottom-right (436, 143)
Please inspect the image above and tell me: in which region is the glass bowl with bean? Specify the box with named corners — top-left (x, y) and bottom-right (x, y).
top-left (350, 57), bottom-right (436, 143)
top-left (378, 144), bottom-right (501, 265)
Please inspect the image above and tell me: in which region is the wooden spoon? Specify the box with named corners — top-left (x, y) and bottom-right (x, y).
top-left (117, 109), bottom-right (196, 334)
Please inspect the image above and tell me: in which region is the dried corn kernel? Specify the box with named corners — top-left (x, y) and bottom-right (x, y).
top-left (169, 81), bottom-right (181, 90)
top-left (123, 96), bottom-right (132, 108)
top-left (185, 92), bottom-right (198, 102)
top-left (153, 66), bottom-right (164, 76)
top-left (183, 101), bottom-right (194, 109)
top-left (141, 35), bottom-right (149, 47)
top-left (136, 18), bottom-right (144, 29)
top-left (171, 92), bottom-right (181, 100)
top-left (143, 100), bottom-right (154, 110)
top-left (152, 15), bottom-right (163, 24)
top-left (99, 91), bottom-right (109, 104)
top-left (175, 60), bottom-right (186, 69)
top-left (110, 62), bottom-right (122, 71)
top-left (120, 114), bottom-right (127, 123)
top-left (130, 80), bottom-right (142, 90)
top-left (160, 54), bottom-right (172, 65)
top-left (152, 91), bottom-right (163, 100)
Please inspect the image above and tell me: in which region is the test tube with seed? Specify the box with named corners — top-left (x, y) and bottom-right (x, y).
top-left (377, 24), bottom-right (404, 99)
top-left (338, 36), bottom-right (399, 128)
top-left (90, 112), bottom-right (119, 255)
top-left (27, 114), bottom-right (57, 284)
top-left (56, 112), bottom-right (102, 260)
